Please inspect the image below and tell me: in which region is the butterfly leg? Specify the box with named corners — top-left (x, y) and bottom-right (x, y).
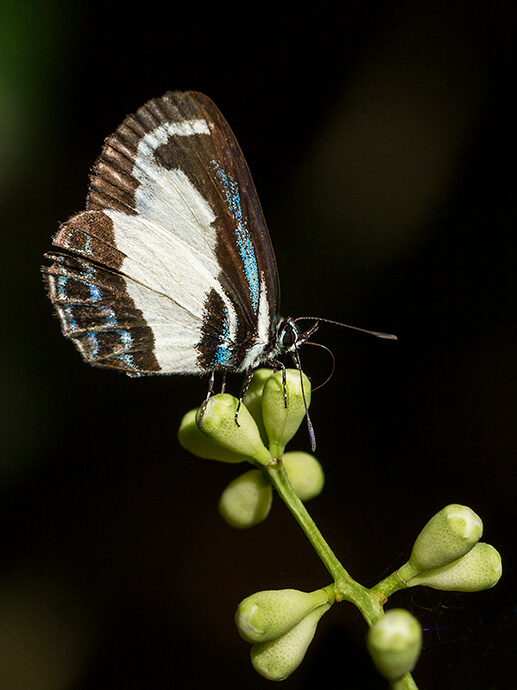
top-left (269, 358), bottom-right (288, 408)
top-left (198, 370), bottom-right (217, 428)
top-left (234, 368), bottom-right (256, 427)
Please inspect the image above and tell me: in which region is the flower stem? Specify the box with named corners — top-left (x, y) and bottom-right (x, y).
top-left (265, 460), bottom-right (383, 625)
top-left (373, 563), bottom-right (419, 598)
top-left (391, 673), bottom-right (420, 690)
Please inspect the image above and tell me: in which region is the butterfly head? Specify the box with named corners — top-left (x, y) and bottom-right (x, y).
top-left (276, 317), bottom-right (320, 358)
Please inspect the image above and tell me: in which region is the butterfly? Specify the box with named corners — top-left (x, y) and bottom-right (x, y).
top-left (42, 91), bottom-right (317, 384)
top-left (42, 90), bottom-right (394, 429)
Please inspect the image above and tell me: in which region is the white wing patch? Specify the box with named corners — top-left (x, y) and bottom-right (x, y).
top-left (239, 273), bottom-right (272, 370)
top-left (108, 121), bottom-right (242, 372)
top-left (134, 120), bottom-right (217, 260)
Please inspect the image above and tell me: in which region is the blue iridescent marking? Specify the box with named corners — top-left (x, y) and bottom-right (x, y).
top-left (211, 161), bottom-right (260, 313)
top-left (100, 307), bottom-right (118, 328)
top-left (86, 333), bottom-right (99, 358)
top-left (117, 352), bottom-right (135, 369)
top-left (120, 330), bottom-right (133, 348)
top-left (57, 276), bottom-right (68, 301)
top-left (62, 305), bottom-right (78, 332)
top-left (88, 284), bottom-right (102, 302)
top-left (64, 234), bottom-right (93, 258)
top-left (213, 303), bottom-right (232, 365)
top-left (83, 264), bottom-right (102, 302)
top-left (56, 270), bottom-right (101, 304)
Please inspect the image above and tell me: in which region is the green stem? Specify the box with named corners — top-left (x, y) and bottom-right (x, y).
top-left (265, 460), bottom-right (384, 625)
top-left (373, 563), bottom-right (420, 598)
top-left (391, 673), bottom-right (419, 690)
top-left (266, 460), bottom-right (344, 581)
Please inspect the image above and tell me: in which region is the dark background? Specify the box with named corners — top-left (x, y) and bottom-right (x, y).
top-left (1, 1), bottom-right (515, 687)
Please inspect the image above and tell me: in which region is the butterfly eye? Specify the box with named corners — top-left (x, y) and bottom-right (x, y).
top-left (279, 321), bottom-right (299, 351)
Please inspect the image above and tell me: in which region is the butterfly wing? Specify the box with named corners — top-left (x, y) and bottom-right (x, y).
top-left (43, 92), bottom-right (281, 375)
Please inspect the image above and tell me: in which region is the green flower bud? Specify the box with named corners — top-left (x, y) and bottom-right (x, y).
top-left (367, 609), bottom-right (422, 681)
top-left (282, 452), bottom-right (325, 501)
top-left (262, 369), bottom-right (311, 459)
top-left (408, 504), bottom-right (483, 572)
top-left (407, 542), bottom-right (502, 592)
top-left (236, 588), bottom-right (329, 643)
top-left (178, 409), bottom-right (251, 463)
top-left (250, 603), bottom-right (330, 681)
top-left (242, 368), bottom-right (274, 442)
top-left (196, 394), bottom-right (271, 466)
top-left (218, 469), bottom-right (273, 528)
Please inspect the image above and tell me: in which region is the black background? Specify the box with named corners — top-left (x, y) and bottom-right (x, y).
top-left (1, 1), bottom-right (515, 687)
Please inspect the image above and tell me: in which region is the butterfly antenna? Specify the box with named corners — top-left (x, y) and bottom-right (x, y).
top-left (294, 316), bottom-right (397, 341)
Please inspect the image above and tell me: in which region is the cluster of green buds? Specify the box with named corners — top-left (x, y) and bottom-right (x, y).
top-left (178, 369), bottom-right (503, 687)
top-left (393, 504), bottom-right (502, 593)
top-left (177, 368), bottom-right (324, 528)
top-left (235, 587), bottom-right (331, 680)
top-left (367, 504), bottom-right (502, 683)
